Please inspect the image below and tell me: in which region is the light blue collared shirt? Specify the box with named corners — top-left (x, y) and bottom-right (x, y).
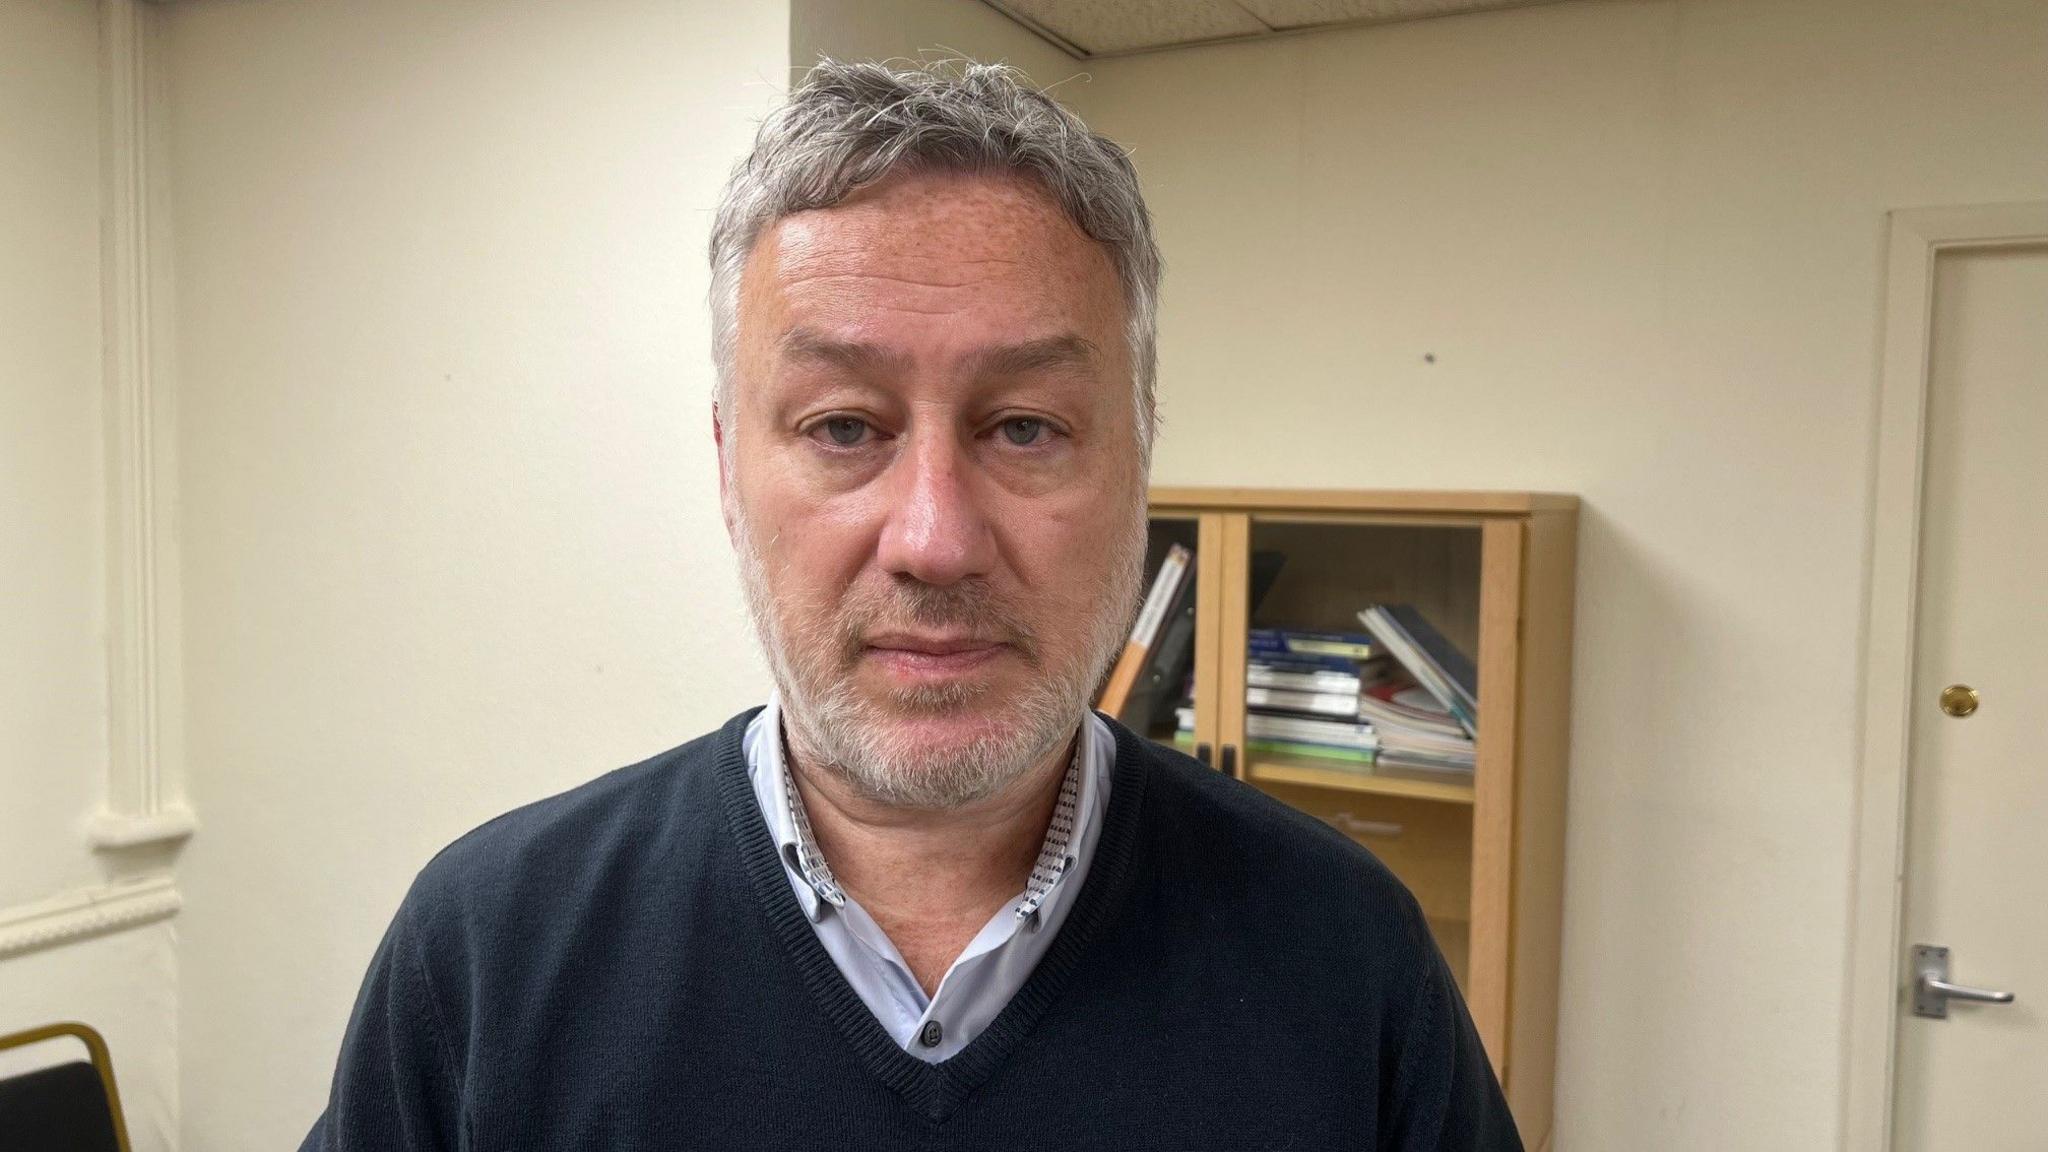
top-left (743, 694), bottom-right (1112, 1062)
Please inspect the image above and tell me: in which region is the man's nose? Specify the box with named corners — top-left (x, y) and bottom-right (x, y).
top-left (875, 429), bottom-right (997, 587)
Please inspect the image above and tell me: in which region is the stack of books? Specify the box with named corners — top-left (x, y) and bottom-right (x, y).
top-left (1158, 605), bottom-right (1481, 778)
top-left (1356, 605), bottom-right (1479, 773)
top-left (1177, 627), bottom-right (1384, 762)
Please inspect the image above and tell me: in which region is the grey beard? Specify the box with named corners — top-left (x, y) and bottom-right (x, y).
top-left (727, 497), bottom-right (1143, 811)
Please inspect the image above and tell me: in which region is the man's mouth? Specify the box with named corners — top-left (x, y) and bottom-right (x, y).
top-left (861, 633), bottom-right (1007, 675)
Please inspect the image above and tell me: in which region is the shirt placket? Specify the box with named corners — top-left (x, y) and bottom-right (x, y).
top-left (780, 738), bottom-right (1086, 1053)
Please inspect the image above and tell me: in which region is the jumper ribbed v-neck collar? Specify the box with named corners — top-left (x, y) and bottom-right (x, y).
top-left (743, 695), bottom-right (1113, 1063)
top-left (712, 705), bottom-right (1151, 1123)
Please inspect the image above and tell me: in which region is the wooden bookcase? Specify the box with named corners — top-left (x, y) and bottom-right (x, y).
top-left (1139, 487), bottom-right (1576, 1149)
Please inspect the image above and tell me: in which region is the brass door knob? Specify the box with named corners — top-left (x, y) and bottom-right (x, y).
top-left (1939, 684), bottom-right (1979, 718)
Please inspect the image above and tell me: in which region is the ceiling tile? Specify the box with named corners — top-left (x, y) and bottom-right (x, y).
top-left (994, 0), bottom-right (1271, 55)
top-left (1235, 0), bottom-right (1536, 31)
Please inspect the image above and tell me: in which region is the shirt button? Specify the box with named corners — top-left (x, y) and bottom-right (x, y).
top-left (918, 1020), bottom-right (944, 1048)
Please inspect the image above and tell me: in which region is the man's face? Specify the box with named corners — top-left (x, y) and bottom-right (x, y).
top-left (721, 169), bottom-right (1146, 809)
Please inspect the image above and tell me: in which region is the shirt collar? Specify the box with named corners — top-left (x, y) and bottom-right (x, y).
top-left (747, 692), bottom-right (1093, 926)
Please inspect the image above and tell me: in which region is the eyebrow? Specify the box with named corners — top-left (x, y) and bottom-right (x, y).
top-left (778, 328), bottom-right (908, 375)
top-left (777, 328), bottom-right (1101, 380)
top-left (965, 335), bottom-right (1102, 379)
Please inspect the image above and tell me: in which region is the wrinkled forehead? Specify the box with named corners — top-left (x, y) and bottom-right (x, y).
top-left (735, 170), bottom-right (1129, 372)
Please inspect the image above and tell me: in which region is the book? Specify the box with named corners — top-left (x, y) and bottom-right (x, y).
top-left (1176, 707), bottom-right (1378, 753)
top-left (1248, 627), bottom-right (1377, 662)
top-left (1357, 604), bottom-right (1478, 737)
top-left (1281, 637), bottom-right (1376, 660)
top-left (1244, 712), bottom-right (1378, 751)
top-left (1245, 685), bottom-right (1361, 718)
top-left (1122, 567), bottom-right (1201, 734)
top-left (1357, 676), bottom-right (1466, 739)
top-left (1385, 605), bottom-right (1476, 707)
top-left (1244, 650), bottom-right (1362, 676)
top-left (1246, 738), bottom-right (1376, 764)
top-left (1375, 727), bottom-right (1476, 756)
top-left (1245, 663), bottom-right (1362, 694)
top-left (1097, 544), bottom-right (1191, 718)
top-left (1375, 747), bottom-right (1476, 773)
top-left (1371, 694), bottom-right (1475, 769)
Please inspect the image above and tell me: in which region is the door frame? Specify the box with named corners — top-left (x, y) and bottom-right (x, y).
top-left (1842, 202), bottom-right (2048, 1152)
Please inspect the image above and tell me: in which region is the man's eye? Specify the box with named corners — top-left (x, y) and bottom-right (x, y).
top-left (814, 417), bottom-right (872, 447)
top-left (999, 417), bottom-right (1049, 447)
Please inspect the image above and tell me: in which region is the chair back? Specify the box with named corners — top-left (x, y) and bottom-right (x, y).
top-left (0, 1022), bottom-right (131, 1152)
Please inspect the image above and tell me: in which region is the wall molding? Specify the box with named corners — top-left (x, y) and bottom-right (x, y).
top-left (95, 0), bottom-right (193, 853)
top-left (0, 876), bottom-right (183, 961)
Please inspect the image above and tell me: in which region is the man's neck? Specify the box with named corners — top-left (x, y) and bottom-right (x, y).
top-left (782, 724), bottom-right (1076, 995)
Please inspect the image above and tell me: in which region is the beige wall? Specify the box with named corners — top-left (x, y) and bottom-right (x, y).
top-left (1, 0), bottom-right (106, 916)
top-left (1058, 0), bottom-right (2048, 1147)
top-left (0, 1), bottom-right (181, 1147)
top-left (161, 0), bottom-right (787, 1146)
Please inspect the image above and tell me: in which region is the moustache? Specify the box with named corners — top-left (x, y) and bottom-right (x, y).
top-left (834, 579), bottom-right (1042, 667)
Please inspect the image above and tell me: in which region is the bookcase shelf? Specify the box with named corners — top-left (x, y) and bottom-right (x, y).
top-left (1244, 752), bottom-right (1478, 805)
top-left (1117, 487), bottom-right (1577, 1149)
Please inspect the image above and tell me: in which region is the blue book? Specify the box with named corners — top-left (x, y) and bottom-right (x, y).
top-left (1383, 605), bottom-right (1477, 706)
top-left (1247, 652), bottom-right (1363, 675)
top-left (1249, 628), bottom-right (1376, 663)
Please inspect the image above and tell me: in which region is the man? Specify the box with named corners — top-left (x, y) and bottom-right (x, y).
top-left (303, 59), bottom-right (1519, 1151)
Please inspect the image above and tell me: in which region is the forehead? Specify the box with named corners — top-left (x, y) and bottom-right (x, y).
top-left (738, 169), bottom-right (1125, 349)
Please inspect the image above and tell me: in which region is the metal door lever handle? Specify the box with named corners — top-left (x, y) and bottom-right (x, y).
top-left (1912, 944), bottom-right (2017, 1018)
top-left (1919, 976), bottom-right (2015, 1005)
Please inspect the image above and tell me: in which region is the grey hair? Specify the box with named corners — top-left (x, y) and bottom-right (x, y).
top-left (708, 57), bottom-right (1162, 458)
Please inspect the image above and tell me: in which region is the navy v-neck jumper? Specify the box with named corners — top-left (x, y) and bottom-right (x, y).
top-left (300, 708), bottom-right (1522, 1150)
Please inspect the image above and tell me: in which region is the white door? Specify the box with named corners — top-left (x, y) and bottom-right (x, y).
top-left (1892, 241), bottom-right (2048, 1149)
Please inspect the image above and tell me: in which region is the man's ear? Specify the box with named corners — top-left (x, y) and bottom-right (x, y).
top-left (713, 401), bottom-right (736, 542)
